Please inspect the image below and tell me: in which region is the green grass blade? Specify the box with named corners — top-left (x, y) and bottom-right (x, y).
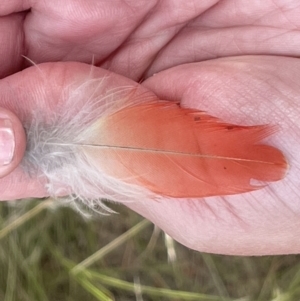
top-left (71, 219), bottom-right (150, 274)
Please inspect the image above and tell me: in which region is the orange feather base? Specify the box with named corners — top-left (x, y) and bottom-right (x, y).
top-left (82, 101), bottom-right (287, 198)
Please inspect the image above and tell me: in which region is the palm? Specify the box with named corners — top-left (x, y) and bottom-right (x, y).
top-left (1, 0), bottom-right (299, 255)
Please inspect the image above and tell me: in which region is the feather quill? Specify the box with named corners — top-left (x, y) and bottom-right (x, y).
top-left (21, 79), bottom-right (287, 207)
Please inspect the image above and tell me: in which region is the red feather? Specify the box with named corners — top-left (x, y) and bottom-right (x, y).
top-left (82, 101), bottom-right (287, 198)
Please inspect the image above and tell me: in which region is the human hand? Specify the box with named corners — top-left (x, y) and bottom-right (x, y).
top-left (1, 0), bottom-right (300, 255)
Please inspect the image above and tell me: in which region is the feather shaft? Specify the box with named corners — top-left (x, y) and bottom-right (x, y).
top-left (46, 142), bottom-right (281, 165)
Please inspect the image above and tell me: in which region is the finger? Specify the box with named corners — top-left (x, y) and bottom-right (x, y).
top-left (0, 13), bottom-right (25, 78)
top-left (0, 62), bottom-right (153, 200)
top-left (132, 55), bottom-right (300, 255)
top-left (146, 1), bottom-right (300, 76)
top-left (24, 0), bottom-right (155, 68)
top-left (101, 0), bottom-right (218, 80)
top-left (0, 107), bottom-right (26, 178)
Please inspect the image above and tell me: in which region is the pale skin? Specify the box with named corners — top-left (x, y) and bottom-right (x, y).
top-left (0, 0), bottom-right (300, 255)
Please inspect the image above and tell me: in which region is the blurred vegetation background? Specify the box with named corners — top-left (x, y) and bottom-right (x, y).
top-left (1, 198), bottom-right (300, 301)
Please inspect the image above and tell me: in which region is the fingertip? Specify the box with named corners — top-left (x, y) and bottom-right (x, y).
top-left (0, 107), bottom-right (26, 178)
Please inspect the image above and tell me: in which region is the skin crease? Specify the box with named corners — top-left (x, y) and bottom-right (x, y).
top-left (0, 0), bottom-right (300, 255)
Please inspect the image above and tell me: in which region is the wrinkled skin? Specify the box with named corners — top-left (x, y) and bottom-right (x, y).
top-left (1, 0), bottom-right (300, 255)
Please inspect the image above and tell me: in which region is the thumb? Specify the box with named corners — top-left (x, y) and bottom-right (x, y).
top-left (0, 107), bottom-right (26, 178)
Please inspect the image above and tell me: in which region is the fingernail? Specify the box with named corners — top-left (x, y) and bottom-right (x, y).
top-left (0, 119), bottom-right (15, 166)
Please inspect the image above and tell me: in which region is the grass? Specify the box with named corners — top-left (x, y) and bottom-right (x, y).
top-left (1, 198), bottom-right (300, 301)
